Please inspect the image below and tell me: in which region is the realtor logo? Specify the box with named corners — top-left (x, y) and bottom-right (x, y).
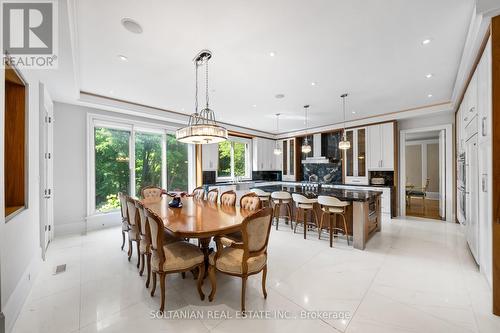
top-left (2, 0), bottom-right (58, 68)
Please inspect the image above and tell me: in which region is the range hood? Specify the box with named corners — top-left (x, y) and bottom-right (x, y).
top-left (302, 133), bottom-right (330, 164)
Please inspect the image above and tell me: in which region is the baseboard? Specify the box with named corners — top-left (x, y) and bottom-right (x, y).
top-left (3, 247), bottom-right (42, 333)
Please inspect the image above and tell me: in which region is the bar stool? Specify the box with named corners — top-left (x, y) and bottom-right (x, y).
top-left (292, 193), bottom-right (319, 239)
top-left (317, 195), bottom-right (350, 247)
top-left (271, 191), bottom-right (293, 230)
top-left (250, 188), bottom-right (271, 207)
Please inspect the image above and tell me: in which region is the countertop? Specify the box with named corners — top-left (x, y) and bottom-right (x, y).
top-left (256, 184), bottom-right (382, 202)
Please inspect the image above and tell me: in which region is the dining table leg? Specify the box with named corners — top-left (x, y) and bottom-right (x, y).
top-left (199, 237), bottom-right (212, 278)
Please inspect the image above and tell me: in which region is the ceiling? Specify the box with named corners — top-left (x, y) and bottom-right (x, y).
top-left (71, 0), bottom-right (473, 133)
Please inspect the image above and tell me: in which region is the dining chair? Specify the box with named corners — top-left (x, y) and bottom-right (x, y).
top-left (250, 188), bottom-right (271, 207)
top-left (118, 192), bottom-right (129, 251)
top-left (207, 188), bottom-right (219, 203)
top-left (191, 187), bottom-right (206, 200)
top-left (135, 201), bottom-right (183, 287)
top-left (317, 195), bottom-right (350, 247)
top-left (141, 186), bottom-right (163, 202)
top-left (239, 192), bottom-right (261, 210)
top-left (125, 196), bottom-right (142, 268)
top-left (271, 191), bottom-right (293, 230)
top-left (145, 208), bottom-right (205, 312)
top-left (292, 193), bottom-right (319, 239)
top-left (220, 190), bottom-right (237, 206)
top-left (208, 207), bottom-right (273, 312)
top-left (406, 178), bottom-right (430, 212)
top-left (220, 192), bottom-right (262, 246)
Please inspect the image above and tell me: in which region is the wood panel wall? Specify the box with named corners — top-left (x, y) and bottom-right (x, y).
top-left (4, 68), bottom-right (27, 216)
top-left (491, 15), bottom-right (500, 316)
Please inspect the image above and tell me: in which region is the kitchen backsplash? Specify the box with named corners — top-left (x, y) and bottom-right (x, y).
top-left (302, 162), bottom-right (342, 183)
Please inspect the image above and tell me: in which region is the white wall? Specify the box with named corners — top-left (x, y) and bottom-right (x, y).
top-left (1, 69), bottom-right (43, 333)
top-left (53, 102), bottom-right (196, 236)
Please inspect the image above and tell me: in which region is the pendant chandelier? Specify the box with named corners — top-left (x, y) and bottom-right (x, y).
top-left (176, 50), bottom-right (228, 144)
top-left (273, 113), bottom-right (282, 155)
top-left (339, 93), bottom-right (351, 150)
top-left (301, 105), bottom-right (312, 154)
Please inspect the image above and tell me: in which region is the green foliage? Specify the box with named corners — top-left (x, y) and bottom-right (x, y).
top-left (95, 127), bottom-right (130, 212)
top-left (94, 128), bottom-right (189, 213)
top-left (217, 140), bottom-right (247, 178)
top-left (218, 141), bottom-right (231, 177)
top-left (135, 132), bottom-right (162, 196)
top-left (166, 134), bottom-right (188, 191)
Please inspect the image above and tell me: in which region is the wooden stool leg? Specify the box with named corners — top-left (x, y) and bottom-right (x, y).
top-left (286, 203), bottom-right (293, 229)
top-left (275, 203), bottom-right (280, 230)
top-left (303, 209), bottom-right (307, 240)
top-left (329, 215), bottom-right (334, 247)
top-left (319, 212), bottom-right (324, 239)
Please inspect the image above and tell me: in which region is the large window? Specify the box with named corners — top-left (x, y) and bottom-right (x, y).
top-left (217, 137), bottom-right (251, 181)
top-left (94, 127), bottom-right (131, 212)
top-left (135, 132), bottom-right (163, 197)
top-left (166, 134), bottom-right (189, 191)
top-left (90, 116), bottom-right (194, 214)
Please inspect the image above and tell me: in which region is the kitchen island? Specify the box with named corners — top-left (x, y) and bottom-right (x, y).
top-left (204, 182), bottom-right (383, 250)
top-left (256, 184), bottom-right (382, 250)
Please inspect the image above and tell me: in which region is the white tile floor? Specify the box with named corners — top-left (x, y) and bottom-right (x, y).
top-left (11, 217), bottom-right (500, 333)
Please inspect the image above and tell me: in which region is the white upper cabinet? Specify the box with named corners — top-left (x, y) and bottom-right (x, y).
top-left (253, 137), bottom-right (279, 171)
top-left (367, 122), bottom-right (394, 171)
top-left (202, 143), bottom-right (218, 171)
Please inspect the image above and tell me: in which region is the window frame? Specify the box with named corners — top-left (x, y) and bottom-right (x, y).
top-left (87, 113), bottom-right (195, 216)
top-left (216, 136), bottom-right (252, 182)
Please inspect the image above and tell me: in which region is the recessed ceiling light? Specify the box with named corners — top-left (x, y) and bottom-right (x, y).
top-left (422, 38), bottom-right (432, 45)
top-left (269, 51), bottom-right (276, 57)
top-left (425, 73), bottom-right (433, 78)
top-left (252, 104), bottom-right (257, 108)
top-left (275, 93), bottom-right (285, 99)
top-left (121, 18), bottom-right (143, 34)
top-left (311, 82), bottom-right (317, 86)
top-left (427, 94), bottom-right (433, 98)
top-left (351, 111), bottom-right (356, 114)
top-left (117, 55), bottom-right (128, 61)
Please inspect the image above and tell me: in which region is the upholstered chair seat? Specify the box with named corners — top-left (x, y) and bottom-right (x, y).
top-left (151, 241), bottom-right (204, 271)
top-left (323, 206), bottom-right (344, 214)
top-left (209, 247), bottom-right (266, 274)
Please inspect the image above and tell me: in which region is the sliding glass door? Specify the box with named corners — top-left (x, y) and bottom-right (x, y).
top-left (135, 132), bottom-right (163, 196)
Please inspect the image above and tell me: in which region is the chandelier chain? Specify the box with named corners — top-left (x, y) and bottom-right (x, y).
top-left (195, 60), bottom-right (199, 114)
top-left (205, 57), bottom-right (209, 109)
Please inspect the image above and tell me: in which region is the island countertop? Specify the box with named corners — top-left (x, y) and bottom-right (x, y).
top-left (255, 184), bottom-right (382, 202)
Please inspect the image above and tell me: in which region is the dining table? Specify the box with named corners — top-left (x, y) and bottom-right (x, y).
top-left (142, 195), bottom-right (254, 269)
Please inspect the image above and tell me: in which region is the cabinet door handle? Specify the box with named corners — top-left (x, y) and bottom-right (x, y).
top-left (482, 117), bottom-right (487, 137)
top-left (469, 107), bottom-right (475, 113)
top-left (464, 116), bottom-right (468, 122)
top-left (482, 174), bottom-right (487, 193)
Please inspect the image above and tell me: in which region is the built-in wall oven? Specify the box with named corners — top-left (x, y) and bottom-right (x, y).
top-left (457, 152), bottom-right (466, 224)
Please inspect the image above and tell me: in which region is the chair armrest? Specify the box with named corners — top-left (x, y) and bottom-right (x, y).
top-left (214, 236), bottom-right (244, 249)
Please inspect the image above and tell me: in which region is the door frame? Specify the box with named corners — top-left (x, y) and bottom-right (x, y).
top-left (399, 124), bottom-right (454, 221)
top-left (39, 82), bottom-right (54, 259)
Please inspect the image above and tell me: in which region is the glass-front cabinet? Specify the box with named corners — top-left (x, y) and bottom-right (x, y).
top-left (282, 138), bottom-right (296, 181)
top-left (344, 127), bottom-right (368, 185)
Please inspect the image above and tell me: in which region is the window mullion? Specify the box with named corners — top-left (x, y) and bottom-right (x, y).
top-left (231, 141), bottom-right (235, 179)
top-left (162, 132), bottom-right (167, 190)
top-left (130, 127), bottom-right (136, 197)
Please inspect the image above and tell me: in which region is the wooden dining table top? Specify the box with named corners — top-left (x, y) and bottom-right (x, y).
top-left (142, 196), bottom-right (253, 238)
